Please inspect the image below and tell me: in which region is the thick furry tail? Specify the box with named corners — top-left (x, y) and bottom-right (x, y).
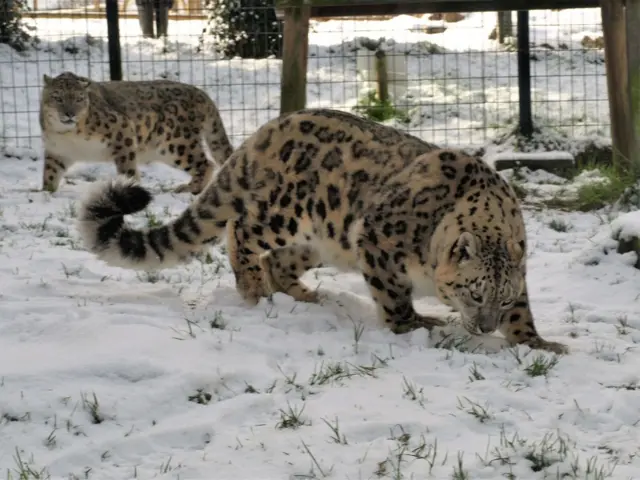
top-left (77, 176), bottom-right (215, 270)
top-left (204, 111), bottom-right (234, 167)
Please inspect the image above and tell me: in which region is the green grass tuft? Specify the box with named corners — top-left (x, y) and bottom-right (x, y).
top-left (354, 91), bottom-right (410, 124)
top-left (545, 164), bottom-right (636, 211)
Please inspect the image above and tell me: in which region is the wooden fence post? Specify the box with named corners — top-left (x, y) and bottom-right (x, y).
top-left (626, 0), bottom-right (640, 175)
top-left (516, 10), bottom-right (533, 137)
top-left (106, 0), bottom-right (122, 81)
top-left (601, 0), bottom-right (632, 172)
top-left (374, 49), bottom-right (389, 104)
top-left (280, 3), bottom-right (311, 115)
top-left (497, 11), bottom-right (513, 43)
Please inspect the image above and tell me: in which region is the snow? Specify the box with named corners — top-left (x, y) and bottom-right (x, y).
top-left (611, 211), bottom-right (640, 241)
top-left (490, 151), bottom-right (575, 162)
top-left (4, 159), bottom-right (640, 479)
top-left (3, 7), bottom-right (640, 480)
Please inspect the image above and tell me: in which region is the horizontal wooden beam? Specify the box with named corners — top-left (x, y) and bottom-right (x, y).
top-left (490, 151), bottom-right (575, 172)
top-left (27, 9), bottom-right (206, 20)
top-left (276, 0), bottom-right (600, 17)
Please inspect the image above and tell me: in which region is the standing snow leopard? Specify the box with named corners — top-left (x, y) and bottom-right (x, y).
top-left (76, 108), bottom-right (568, 354)
top-left (40, 71), bottom-right (233, 194)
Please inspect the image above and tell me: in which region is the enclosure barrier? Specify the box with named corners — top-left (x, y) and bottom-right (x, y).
top-left (270, 0), bottom-right (638, 173)
top-left (0, 0), bottom-right (619, 156)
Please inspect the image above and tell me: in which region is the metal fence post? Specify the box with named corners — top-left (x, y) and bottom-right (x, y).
top-left (517, 10), bottom-right (533, 137)
top-left (106, 0), bottom-right (123, 81)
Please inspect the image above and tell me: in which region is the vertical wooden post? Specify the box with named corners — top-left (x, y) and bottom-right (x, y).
top-left (516, 10), bottom-right (533, 137)
top-left (280, 3), bottom-right (310, 115)
top-left (497, 11), bottom-right (513, 44)
top-left (106, 0), bottom-right (122, 81)
top-left (626, 0), bottom-right (640, 175)
top-left (601, 0), bottom-right (632, 172)
top-left (375, 49), bottom-right (389, 104)
top-left (188, 0), bottom-right (199, 14)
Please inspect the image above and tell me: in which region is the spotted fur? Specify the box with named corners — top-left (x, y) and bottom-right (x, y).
top-left (76, 108), bottom-right (567, 354)
top-left (40, 71), bottom-right (233, 194)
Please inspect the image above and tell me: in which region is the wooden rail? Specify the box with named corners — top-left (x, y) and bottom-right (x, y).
top-left (26, 0), bottom-right (207, 20)
top-left (275, 0), bottom-right (600, 18)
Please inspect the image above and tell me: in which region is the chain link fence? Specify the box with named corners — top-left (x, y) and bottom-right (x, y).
top-left (0, 2), bottom-right (608, 156)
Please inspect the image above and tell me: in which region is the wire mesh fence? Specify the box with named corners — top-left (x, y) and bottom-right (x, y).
top-left (0, 2), bottom-right (608, 157)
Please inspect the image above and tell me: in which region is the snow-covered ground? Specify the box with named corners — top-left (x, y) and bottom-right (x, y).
top-left (3, 8), bottom-right (640, 480)
top-left (3, 152), bottom-right (640, 480)
top-left (2, 8), bottom-right (608, 156)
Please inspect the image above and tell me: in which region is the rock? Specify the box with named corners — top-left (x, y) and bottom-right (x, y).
top-left (429, 12), bottom-right (465, 22)
top-left (616, 236), bottom-right (640, 269)
top-left (581, 35), bottom-right (604, 49)
top-left (574, 142), bottom-right (612, 169)
top-left (423, 25), bottom-right (447, 34)
top-left (443, 12), bottom-right (465, 22)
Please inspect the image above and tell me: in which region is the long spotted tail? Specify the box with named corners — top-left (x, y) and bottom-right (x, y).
top-left (76, 176), bottom-right (226, 270)
top-left (204, 107), bottom-right (234, 166)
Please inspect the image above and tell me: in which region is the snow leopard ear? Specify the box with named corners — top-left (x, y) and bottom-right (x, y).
top-left (43, 74), bottom-right (52, 86)
top-left (449, 232), bottom-right (478, 263)
top-left (79, 78), bottom-right (91, 89)
top-left (507, 239), bottom-right (525, 266)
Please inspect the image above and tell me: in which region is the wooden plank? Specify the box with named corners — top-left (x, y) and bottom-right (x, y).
top-left (627, 0), bottom-right (640, 175)
top-left (275, 0), bottom-right (600, 17)
top-left (106, 0), bottom-right (122, 81)
top-left (497, 11), bottom-right (513, 44)
top-left (280, 5), bottom-right (311, 114)
top-left (517, 11), bottom-right (533, 137)
top-left (374, 50), bottom-right (389, 103)
top-left (490, 151), bottom-right (575, 172)
top-left (278, 0), bottom-right (596, 7)
top-left (28, 10), bottom-right (206, 20)
top-left (601, 0), bottom-right (632, 174)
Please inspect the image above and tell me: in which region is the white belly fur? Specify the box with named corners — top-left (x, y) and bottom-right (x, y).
top-left (44, 133), bottom-right (162, 165)
top-left (407, 264), bottom-right (438, 298)
top-left (44, 133), bottom-right (110, 163)
top-left (288, 217), bottom-right (360, 273)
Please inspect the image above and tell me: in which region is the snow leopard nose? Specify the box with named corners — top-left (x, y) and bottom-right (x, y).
top-left (478, 323), bottom-right (495, 334)
top-left (61, 111), bottom-right (76, 123)
top-left (476, 312), bottom-right (499, 333)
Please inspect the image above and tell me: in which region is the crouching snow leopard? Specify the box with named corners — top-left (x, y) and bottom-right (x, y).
top-left (76, 108), bottom-right (568, 354)
top-left (40, 71), bottom-right (233, 194)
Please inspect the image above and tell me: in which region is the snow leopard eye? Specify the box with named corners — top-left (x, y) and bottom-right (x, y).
top-left (500, 299), bottom-right (515, 309)
top-left (470, 292), bottom-right (483, 304)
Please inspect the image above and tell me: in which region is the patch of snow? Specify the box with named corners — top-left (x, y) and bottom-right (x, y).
top-left (499, 167), bottom-right (569, 205)
top-left (490, 151), bottom-right (575, 162)
top-left (519, 167), bottom-right (568, 185)
top-left (611, 211), bottom-right (640, 240)
top-left (1, 149), bottom-right (640, 480)
top-left (573, 168), bottom-right (608, 187)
